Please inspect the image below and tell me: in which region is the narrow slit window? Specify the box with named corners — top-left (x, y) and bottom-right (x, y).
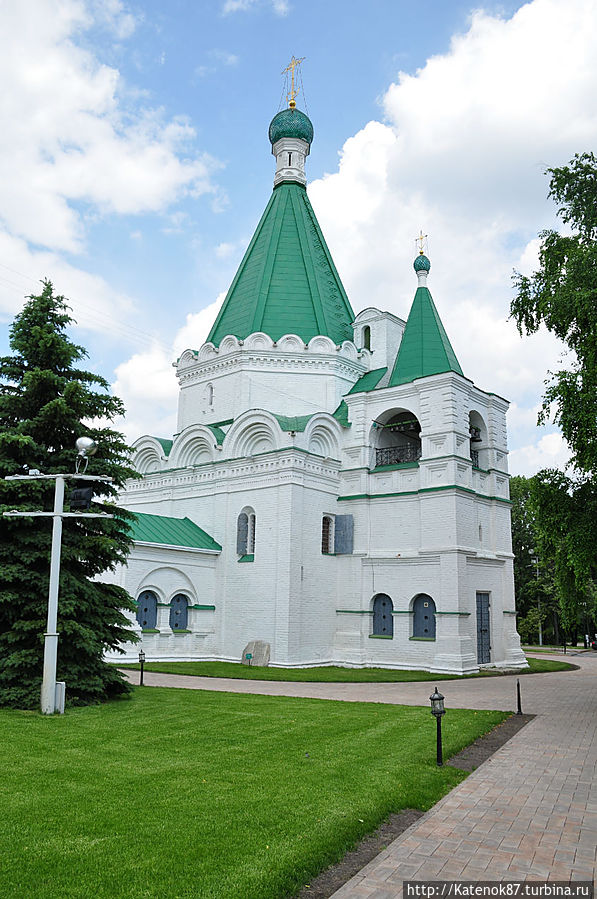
top-left (321, 515), bottom-right (334, 554)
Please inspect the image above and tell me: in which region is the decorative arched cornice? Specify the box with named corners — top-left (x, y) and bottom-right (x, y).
top-left (302, 413), bottom-right (343, 459)
top-left (132, 435), bottom-right (170, 474)
top-left (224, 410), bottom-right (282, 458)
top-left (169, 425), bottom-right (218, 468)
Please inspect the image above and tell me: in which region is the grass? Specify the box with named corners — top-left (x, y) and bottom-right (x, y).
top-left (0, 687), bottom-right (507, 899)
top-left (118, 655), bottom-right (574, 682)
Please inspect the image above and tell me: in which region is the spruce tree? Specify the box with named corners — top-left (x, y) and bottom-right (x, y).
top-left (0, 280), bottom-right (138, 708)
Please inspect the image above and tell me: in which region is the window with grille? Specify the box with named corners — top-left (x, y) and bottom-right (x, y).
top-left (321, 515), bottom-right (334, 554)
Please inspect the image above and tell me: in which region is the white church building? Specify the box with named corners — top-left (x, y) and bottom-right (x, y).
top-left (110, 99), bottom-right (526, 675)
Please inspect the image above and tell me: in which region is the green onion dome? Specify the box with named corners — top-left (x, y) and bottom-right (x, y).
top-left (414, 253), bottom-right (431, 273)
top-left (268, 108), bottom-right (314, 146)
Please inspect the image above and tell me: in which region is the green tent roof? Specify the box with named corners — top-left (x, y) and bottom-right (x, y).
top-left (207, 181), bottom-right (355, 346)
top-left (389, 286), bottom-right (463, 386)
top-left (129, 513), bottom-right (221, 552)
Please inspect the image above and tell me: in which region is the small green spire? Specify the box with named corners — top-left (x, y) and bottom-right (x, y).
top-left (389, 255), bottom-right (463, 386)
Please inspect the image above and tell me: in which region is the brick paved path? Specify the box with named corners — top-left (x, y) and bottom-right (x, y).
top-left (122, 652), bottom-right (597, 890)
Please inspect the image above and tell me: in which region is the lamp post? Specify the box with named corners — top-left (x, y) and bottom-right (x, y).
top-left (429, 687), bottom-right (445, 766)
top-left (532, 555), bottom-right (543, 646)
top-left (3, 438), bottom-right (113, 714)
top-left (139, 650), bottom-right (146, 686)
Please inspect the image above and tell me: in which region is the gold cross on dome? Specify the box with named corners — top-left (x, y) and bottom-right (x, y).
top-left (282, 55), bottom-right (305, 108)
top-left (415, 230), bottom-right (428, 254)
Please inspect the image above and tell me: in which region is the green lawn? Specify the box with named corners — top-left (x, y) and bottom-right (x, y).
top-left (118, 655), bottom-right (573, 682)
top-left (0, 687), bottom-right (506, 899)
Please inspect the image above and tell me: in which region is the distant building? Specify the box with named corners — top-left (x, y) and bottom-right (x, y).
top-left (109, 99), bottom-right (526, 674)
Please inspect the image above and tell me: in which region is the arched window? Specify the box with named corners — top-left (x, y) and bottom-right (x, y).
top-left (321, 515), bottom-right (334, 554)
top-left (237, 508), bottom-right (256, 556)
top-left (207, 383), bottom-right (214, 407)
top-left (363, 326), bottom-right (371, 350)
top-left (372, 594), bottom-right (393, 637)
top-left (412, 594), bottom-right (436, 639)
top-left (136, 590), bottom-right (158, 630)
top-left (374, 410), bottom-right (422, 467)
top-left (170, 594), bottom-right (189, 631)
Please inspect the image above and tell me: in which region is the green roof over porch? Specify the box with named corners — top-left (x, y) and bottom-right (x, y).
top-left (129, 513), bottom-right (222, 552)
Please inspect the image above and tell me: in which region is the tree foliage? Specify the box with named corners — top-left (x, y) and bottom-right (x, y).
top-left (511, 152), bottom-right (597, 475)
top-left (0, 281), bottom-right (138, 709)
top-left (510, 153), bottom-right (597, 641)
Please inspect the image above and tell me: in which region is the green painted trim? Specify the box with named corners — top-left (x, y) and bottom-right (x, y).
top-left (409, 637), bottom-right (436, 641)
top-left (141, 629), bottom-right (160, 634)
top-left (238, 554), bottom-right (255, 563)
top-left (172, 630), bottom-right (192, 635)
top-left (157, 602), bottom-right (169, 607)
top-left (368, 634), bottom-right (393, 639)
top-left (338, 484), bottom-right (512, 504)
top-left (189, 604), bottom-right (216, 611)
top-left (336, 609), bottom-right (373, 615)
top-left (436, 611), bottom-right (471, 617)
top-left (372, 462), bottom-right (419, 472)
top-left (503, 610), bottom-right (518, 615)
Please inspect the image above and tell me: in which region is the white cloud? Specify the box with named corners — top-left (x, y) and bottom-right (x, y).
top-left (112, 294), bottom-right (226, 443)
top-left (0, 0), bottom-right (219, 255)
top-left (222, 0), bottom-right (289, 15)
top-left (308, 0), bottom-right (597, 474)
top-left (509, 432), bottom-right (572, 477)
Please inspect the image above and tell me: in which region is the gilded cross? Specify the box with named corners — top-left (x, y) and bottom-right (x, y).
top-left (416, 230), bottom-right (428, 254)
top-left (282, 56), bottom-right (305, 108)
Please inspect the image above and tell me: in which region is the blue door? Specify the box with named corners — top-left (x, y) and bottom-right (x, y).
top-left (137, 590), bottom-right (157, 629)
top-left (413, 595), bottom-right (436, 638)
top-left (169, 594), bottom-right (188, 631)
top-left (476, 592), bottom-right (490, 664)
top-left (372, 594), bottom-right (393, 637)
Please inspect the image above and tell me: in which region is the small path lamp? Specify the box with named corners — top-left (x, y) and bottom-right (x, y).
top-left (429, 686), bottom-right (445, 766)
top-left (138, 650), bottom-right (146, 686)
top-left (3, 438), bottom-right (113, 714)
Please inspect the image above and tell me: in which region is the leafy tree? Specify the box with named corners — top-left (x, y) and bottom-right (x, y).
top-left (511, 152), bottom-right (597, 475)
top-left (0, 281), bottom-right (138, 709)
top-left (511, 153), bottom-right (597, 642)
top-left (510, 475), bottom-right (558, 645)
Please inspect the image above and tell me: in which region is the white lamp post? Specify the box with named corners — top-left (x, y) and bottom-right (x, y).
top-left (3, 438), bottom-right (113, 714)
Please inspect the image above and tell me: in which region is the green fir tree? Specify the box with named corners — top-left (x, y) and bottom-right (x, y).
top-left (0, 281), bottom-right (139, 708)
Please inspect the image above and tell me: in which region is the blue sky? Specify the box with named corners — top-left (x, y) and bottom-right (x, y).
top-left (1, 0), bottom-right (596, 473)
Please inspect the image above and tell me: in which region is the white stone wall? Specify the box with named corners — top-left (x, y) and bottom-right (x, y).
top-left (175, 334), bottom-right (371, 432)
top-left (114, 331), bottom-right (525, 674)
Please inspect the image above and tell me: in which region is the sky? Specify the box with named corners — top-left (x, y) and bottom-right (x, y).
top-left (1, 0), bottom-right (596, 476)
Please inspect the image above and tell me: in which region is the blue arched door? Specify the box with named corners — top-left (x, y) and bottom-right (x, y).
top-left (169, 594), bottom-right (189, 631)
top-left (137, 590), bottom-right (157, 629)
top-left (413, 595), bottom-right (436, 638)
top-left (372, 594), bottom-right (393, 637)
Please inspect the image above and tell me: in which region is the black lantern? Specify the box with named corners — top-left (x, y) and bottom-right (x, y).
top-left (139, 649), bottom-right (146, 686)
top-left (429, 686), bottom-right (445, 766)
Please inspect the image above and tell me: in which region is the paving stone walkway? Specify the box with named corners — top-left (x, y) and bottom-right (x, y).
top-left (122, 652), bottom-right (597, 891)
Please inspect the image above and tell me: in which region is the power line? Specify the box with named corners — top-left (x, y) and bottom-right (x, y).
top-left (0, 259), bottom-right (175, 356)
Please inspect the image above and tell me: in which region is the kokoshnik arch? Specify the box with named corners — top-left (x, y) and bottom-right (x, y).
top-left (105, 88), bottom-right (526, 675)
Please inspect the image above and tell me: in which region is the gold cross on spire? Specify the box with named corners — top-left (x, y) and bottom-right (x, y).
top-left (415, 230), bottom-right (428, 255)
top-left (282, 55), bottom-right (305, 108)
